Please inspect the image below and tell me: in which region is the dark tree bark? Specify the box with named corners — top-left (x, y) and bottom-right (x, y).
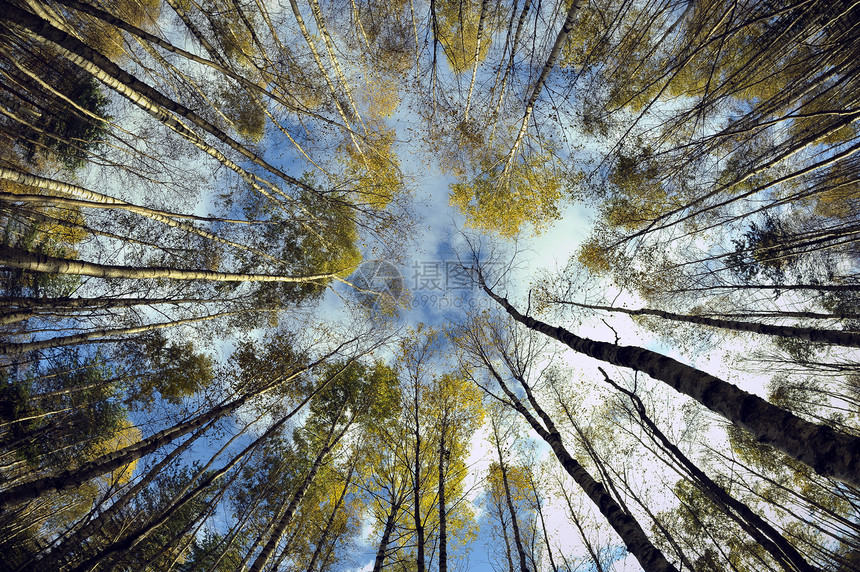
top-left (477, 272), bottom-right (860, 488)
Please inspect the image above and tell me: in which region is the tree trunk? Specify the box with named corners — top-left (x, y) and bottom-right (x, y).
top-left (556, 481), bottom-right (606, 572)
top-left (30, 420), bottom-right (216, 571)
top-left (490, 0), bottom-right (532, 129)
top-left (248, 412), bottom-right (351, 572)
top-left (3, 2), bottom-right (316, 204)
top-left (560, 300), bottom-right (860, 348)
top-left (527, 470), bottom-right (559, 572)
top-left (601, 371), bottom-right (817, 572)
top-left (438, 424), bottom-right (448, 572)
top-left (287, 0), bottom-right (365, 158)
top-left (479, 276), bottom-right (860, 488)
top-left (463, 0), bottom-right (490, 121)
top-left (0, 346), bottom-right (346, 509)
top-left (0, 310), bottom-right (246, 356)
top-left (500, 0), bottom-right (583, 178)
top-left (492, 417), bottom-right (530, 572)
top-left (0, 244), bottom-right (339, 284)
top-left (305, 458), bottom-right (357, 572)
top-left (480, 357), bottom-right (678, 572)
top-left (0, 172), bottom-right (286, 265)
top-left (307, 0), bottom-right (365, 131)
top-left (372, 497), bottom-right (402, 572)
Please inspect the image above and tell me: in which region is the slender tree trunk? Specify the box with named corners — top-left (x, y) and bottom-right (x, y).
top-left (414, 448), bottom-right (425, 572)
top-left (45, 0), bottom-right (331, 122)
top-left (307, 0), bottom-right (365, 131)
top-left (0, 244), bottom-right (339, 283)
top-left (372, 497), bottom-right (402, 572)
top-left (3, 1), bottom-right (316, 205)
top-left (0, 295), bottom-right (227, 312)
top-left (490, 0), bottom-right (532, 130)
top-left (601, 371), bottom-right (817, 572)
top-left (0, 310), bottom-right (246, 356)
top-left (500, 0), bottom-right (583, 178)
top-left (64, 436), bottom-right (253, 572)
top-left (413, 378), bottom-right (425, 572)
top-left (550, 386), bottom-right (697, 570)
top-left (558, 300), bottom-right (860, 348)
top-left (0, 345), bottom-right (352, 509)
top-left (477, 355), bottom-right (678, 572)
top-left (29, 420), bottom-right (217, 572)
top-left (305, 459), bottom-right (357, 572)
top-left (492, 417), bottom-right (530, 572)
top-left (287, 0), bottom-right (365, 157)
top-left (248, 412), bottom-right (351, 572)
top-left (478, 275), bottom-right (860, 488)
top-left (438, 423), bottom-right (448, 572)
top-left (0, 398), bottom-right (241, 510)
top-left (556, 480), bottom-right (606, 572)
top-left (162, 0), bottom-right (228, 66)
top-left (497, 496), bottom-right (516, 572)
top-left (463, 0), bottom-right (490, 121)
top-left (527, 470), bottom-right (559, 572)
top-left (0, 176), bottom-right (286, 265)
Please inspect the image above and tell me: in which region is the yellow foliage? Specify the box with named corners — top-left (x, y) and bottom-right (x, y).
top-left (363, 75), bottom-right (400, 119)
top-left (77, 0), bottom-right (161, 60)
top-left (812, 179), bottom-right (860, 219)
top-left (90, 418), bottom-right (142, 487)
top-left (217, 84), bottom-right (266, 142)
top-left (561, 3), bottom-right (609, 68)
top-left (436, 0), bottom-right (495, 73)
top-left (343, 127), bottom-right (403, 209)
top-left (577, 238), bottom-right (613, 275)
top-left (0, 179), bottom-right (88, 248)
top-left (450, 155), bottom-right (566, 238)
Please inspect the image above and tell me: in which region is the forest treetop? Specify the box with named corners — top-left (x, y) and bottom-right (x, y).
top-left (0, 0), bottom-right (859, 571)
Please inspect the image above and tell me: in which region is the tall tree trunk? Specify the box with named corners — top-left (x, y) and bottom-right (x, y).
top-left (44, 0), bottom-right (326, 120)
top-left (248, 411), bottom-right (352, 572)
top-left (556, 479), bottom-right (606, 572)
top-left (0, 244), bottom-right (339, 284)
top-left (0, 398), bottom-right (242, 510)
top-left (30, 419), bottom-right (218, 572)
top-left (492, 416), bottom-right (530, 572)
top-left (3, 1), bottom-right (317, 205)
top-left (0, 171), bottom-right (286, 265)
top-left (287, 0), bottom-right (365, 157)
top-left (0, 345), bottom-right (351, 509)
top-left (413, 375), bottom-right (426, 572)
top-left (497, 496), bottom-right (516, 572)
top-left (478, 275), bottom-right (860, 488)
top-left (475, 350), bottom-right (678, 572)
top-left (438, 423), bottom-right (448, 572)
top-left (527, 470), bottom-right (559, 572)
top-left (500, 0), bottom-right (583, 178)
top-left (463, 0), bottom-right (490, 121)
top-left (490, 0), bottom-right (532, 131)
top-left (557, 299), bottom-right (860, 348)
top-left (0, 294), bottom-right (229, 311)
top-left (305, 458), bottom-right (357, 572)
top-left (307, 0), bottom-right (365, 131)
top-left (601, 371), bottom-right (817, 572)
top-left (0, 310), bottom-right (247, 356)
top-left (372, 497), bottom-right (402, 572)
top-left (64, 436), bottom-right (252, 572)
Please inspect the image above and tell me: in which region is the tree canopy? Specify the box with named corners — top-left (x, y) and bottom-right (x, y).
top-left (1, 0), bottom-right (859, 571)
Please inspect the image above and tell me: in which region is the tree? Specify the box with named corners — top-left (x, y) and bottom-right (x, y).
top-left (455, 311), bottom-right (678, 572)
top-left (473, 261), bottom-right (860, 488)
